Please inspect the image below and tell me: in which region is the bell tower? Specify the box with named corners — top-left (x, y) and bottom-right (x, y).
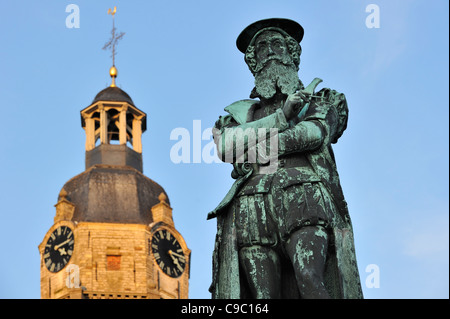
top-left (38, 7), bottom-right (190, 299)
top-left (81, 66), bottom-right (146, 173)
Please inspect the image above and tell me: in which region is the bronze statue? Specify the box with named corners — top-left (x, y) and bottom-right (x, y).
top-left (208, 18), bottom-right (363, 299)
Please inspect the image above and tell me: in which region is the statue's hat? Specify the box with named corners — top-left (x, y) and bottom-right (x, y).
top-left (236, 18), bottom-right (304, 53)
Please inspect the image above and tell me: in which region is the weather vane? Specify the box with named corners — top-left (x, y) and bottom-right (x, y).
top-left (103, 6), bottom-right (125, 87)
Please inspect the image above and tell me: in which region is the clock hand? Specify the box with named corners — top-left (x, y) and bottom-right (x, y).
top-left (168, 250), bottom-right (176, 261)
top-left (168, 250), bottom-right (184, 273)
top-left (168, 250), bottom-right (182, 263)
top-left (58, 247), bottom-right (67, 256)
top-left (169, 251), bottom-right (185, 260)
top-left (54, 238), bottom-right (72, 250)
top-left (169, 250), bottom-right (184, 258)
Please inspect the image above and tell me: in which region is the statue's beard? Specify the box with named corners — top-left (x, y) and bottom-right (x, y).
top-left (253, 58), bottom-right (301, 99)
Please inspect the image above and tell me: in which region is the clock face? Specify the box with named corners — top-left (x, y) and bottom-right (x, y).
top-left (151, 229), bottom-right (186, 278)
top-left (43, 226), bottom-right (74, 273)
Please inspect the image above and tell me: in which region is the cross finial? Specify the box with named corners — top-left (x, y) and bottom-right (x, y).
top-left (103, 6), bottom-right (125, 87)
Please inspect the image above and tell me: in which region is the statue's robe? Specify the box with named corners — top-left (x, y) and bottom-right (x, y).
top-left (208, 88), bottom-right (363, 299)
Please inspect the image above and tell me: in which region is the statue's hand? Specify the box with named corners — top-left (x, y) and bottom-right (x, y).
top-left (282, 90), bottom-right (311, 120)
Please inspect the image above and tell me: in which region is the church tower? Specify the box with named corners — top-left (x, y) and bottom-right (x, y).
top-left (38, 8), bottom-right (190, 299)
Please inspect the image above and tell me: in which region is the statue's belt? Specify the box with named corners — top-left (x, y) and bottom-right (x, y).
top-left (254, 154), bottom-right (313, 174)
top-left (208, 155), bottom-right (318, 219)
top-left (278, 154), bottom-right (311, 169)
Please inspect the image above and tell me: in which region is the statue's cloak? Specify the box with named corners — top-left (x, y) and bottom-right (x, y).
top-left (208, 90), bottom-right (363, 299)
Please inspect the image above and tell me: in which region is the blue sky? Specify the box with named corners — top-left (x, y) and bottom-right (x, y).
top-left (0, 0), bottom-right (448, 299)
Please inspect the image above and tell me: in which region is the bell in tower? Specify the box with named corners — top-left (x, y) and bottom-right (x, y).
top-left (38, 7), bottom-right (190, 299)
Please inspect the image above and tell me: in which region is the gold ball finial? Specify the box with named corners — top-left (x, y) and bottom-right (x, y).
top-left (59, 188), bottom-right (68, 200)
top-left (109, 66), bottom-right (117, 87)
top-left (158, 192), bottom-right (167, 203)
top-left (110, 65), bottom-right (117, 77)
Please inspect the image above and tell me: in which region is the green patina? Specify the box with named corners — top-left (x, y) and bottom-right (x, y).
top-left (208, 18), bottom-right (363, 299)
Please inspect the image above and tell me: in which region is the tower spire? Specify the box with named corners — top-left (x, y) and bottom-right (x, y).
top-left (103, 6), bottom-right (125, 87)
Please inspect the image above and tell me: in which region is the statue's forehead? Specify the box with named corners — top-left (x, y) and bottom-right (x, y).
top-left (255, 30), bottom-right (285, 42)
top-left (251, 27), bottom-right (288, 47)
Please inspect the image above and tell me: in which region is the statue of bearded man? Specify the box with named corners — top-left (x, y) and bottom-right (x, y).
top-left (208, 18), bottom-right (363, 299)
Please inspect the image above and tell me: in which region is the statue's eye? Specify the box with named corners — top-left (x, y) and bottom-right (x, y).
top-left (272, 39), bottom-right (283, 47)
top-left (257, 42), bottom-right (267, 50)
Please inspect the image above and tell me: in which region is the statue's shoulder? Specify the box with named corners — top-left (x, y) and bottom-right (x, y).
top-left (307, 88), bottom-right (348, 143)
top-left (306, 88), bottom-right (347, 117)
top-left (224, 99), bottom-right (257, 125)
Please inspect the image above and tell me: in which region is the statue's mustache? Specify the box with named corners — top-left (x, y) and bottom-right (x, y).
top-left (254, 56), bottom-right (292, 73)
